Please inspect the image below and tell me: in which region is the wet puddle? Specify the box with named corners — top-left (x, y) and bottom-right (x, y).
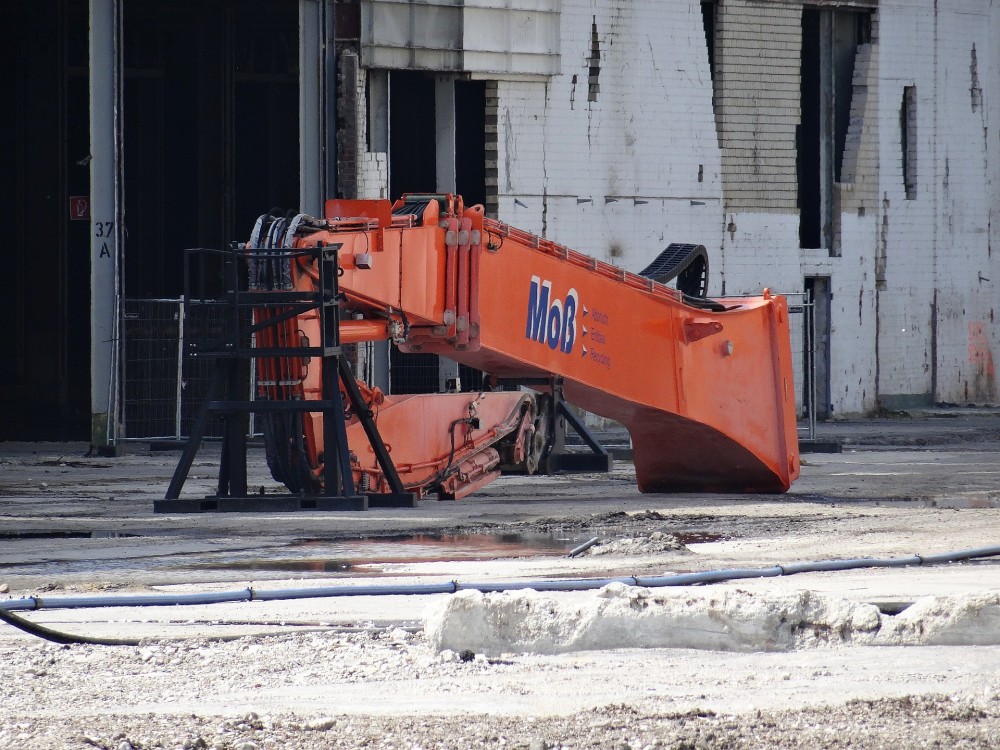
top-left (922, 495), bottom-right (1000, 509)
top-left (0, 528), bottom-right (733, 582)
top-left (179, 532), bottom-right (576, 575)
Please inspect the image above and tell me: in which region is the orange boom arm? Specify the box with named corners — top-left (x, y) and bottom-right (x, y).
top-left (260, 194), bottom-right (799, 496)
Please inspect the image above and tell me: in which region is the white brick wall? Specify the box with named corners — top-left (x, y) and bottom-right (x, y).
top-left (874, 1), bottom-right (998, 407)
top-left (489, 0), bottom-right (1000, 413)
top-left (931, 4), bottom-right (998, 405)
top-left (354, 0), bottom-right (1000, 412)
top-left (494, 0), bottom-right (724, 271)
top-left (358, 152), bottom-right (389, 199)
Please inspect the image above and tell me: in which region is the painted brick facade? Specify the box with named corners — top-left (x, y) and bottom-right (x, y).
top-left (350, 0), bottom-right (999, 414)
top-left (493, 0), bottom-right (723, 271)
top-left (715, 1), bottom-right (802, 214)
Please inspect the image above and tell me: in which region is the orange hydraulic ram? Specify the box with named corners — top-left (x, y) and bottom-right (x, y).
top-left (276, 194), bottom-right (799, 494)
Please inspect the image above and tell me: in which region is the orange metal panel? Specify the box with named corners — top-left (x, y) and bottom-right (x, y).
top-left (345, 391), bottom-right (532, 496)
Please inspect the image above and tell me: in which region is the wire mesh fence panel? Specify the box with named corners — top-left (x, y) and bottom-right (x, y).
top-left (458, 363), bottom-right (486, 391)
top-left (121, 299), bottom-right (254, 441)
top-left (121, 299), bottom-right (183, 440)
top-left (387, 352), bottom-right (499, 394)
top-left (389, 351), bottom-right (440, 394)
top-left (181, 302), bottom-right (247, 439)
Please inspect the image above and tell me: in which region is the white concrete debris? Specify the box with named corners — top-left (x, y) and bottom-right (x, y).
top-left (425, 584), bottom-right (1000, 656)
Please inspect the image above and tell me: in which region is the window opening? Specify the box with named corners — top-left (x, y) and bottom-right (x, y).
top-left (901, 86), bottom-right (917, 200)
top-left (701, 1), bottom-right (716, 83)
top-left (587, 18), bottom-right (600, 102)
top-left (388, 70), bottom-right (436, 202)
top-left (455, 80), bottom-right (486, 207)
top-left (798, 8), bottom-right (872, 253)
top-left (388, 69), bottom-right (439, 394)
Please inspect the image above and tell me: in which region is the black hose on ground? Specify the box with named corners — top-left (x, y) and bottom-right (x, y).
top-left (0, 606), bottom-right (143, 647)
top-left (0, 606), bottom-right (418, 647)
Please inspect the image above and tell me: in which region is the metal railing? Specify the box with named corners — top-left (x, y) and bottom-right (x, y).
top-left (121, 292), bottom-right (817, 443)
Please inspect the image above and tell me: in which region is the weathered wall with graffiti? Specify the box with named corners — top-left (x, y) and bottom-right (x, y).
top-left (483, 0), bottom-right (998, 413)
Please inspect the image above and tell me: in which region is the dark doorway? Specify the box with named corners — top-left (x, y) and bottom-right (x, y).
top-left (0, 1), bottom-right (90, 439)
top-left (804, 276), bottom-right (832, 420)
top-left (123, 0), bottom-right (299, 299)
top-left (388, 70), bottom-right (438, 393)
top-left (389, 70), bottom-right (437, 201)
top-left (119, 0), bottom-right (299, 440)
top-left (0, 0), bottom-right (299, 441)
top-left (455, 80), bottom-right (486, 207)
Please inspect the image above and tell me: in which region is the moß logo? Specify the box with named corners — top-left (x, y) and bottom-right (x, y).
top-left (525, 276), bottom-right (579, 354)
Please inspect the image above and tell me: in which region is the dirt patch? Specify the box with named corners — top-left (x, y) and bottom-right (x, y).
top-left (584, 531), bottom-right (690, 556)
top-left (4, 695), bottom-right (1000, 749)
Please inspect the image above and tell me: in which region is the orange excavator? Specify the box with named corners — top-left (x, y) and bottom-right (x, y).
top-left (161, 193), bottom-right (798, 511)
top-left (234, 193), bottom-right (799, 502)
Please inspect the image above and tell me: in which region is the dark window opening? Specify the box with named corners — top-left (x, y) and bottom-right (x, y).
top-left (798, 7), bottom-right (871, 253)
top-left (454, 79), bottom-right (489, 393)
top-left (588, 18), bottom-right (601, 102)
top-left (798, 9), bottom-right (822, 250)
top-left (455, 80), bottom-right (487, 208)
top-left (830, 13), bottom-right (862, 183)
top-left (901, 86), bottom-right (917, 200)
top-left (389, 70), bottom-right (437, 201)
top-left (388, 70), bottom-right (438, 393)
top-left (701, 1), bottom-right (716, 83)
top-left (366, 70), bottom-right (389, 154)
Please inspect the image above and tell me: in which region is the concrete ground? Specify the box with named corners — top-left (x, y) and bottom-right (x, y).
top-left (0, 410), bottom-right (999, 749)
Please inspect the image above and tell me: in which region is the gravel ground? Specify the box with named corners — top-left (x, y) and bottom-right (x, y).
top-left (2, 412), bottom-right (1000, 749)
top-left (3, 626), bottom-right (1000, 750)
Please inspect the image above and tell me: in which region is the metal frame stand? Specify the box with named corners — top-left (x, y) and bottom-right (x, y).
top-left (156, 243), bottom-right (416, 513)
top-left (544, 377), bottom-right (614, 473)
top-left (496, 376), bottom-right (613, 474)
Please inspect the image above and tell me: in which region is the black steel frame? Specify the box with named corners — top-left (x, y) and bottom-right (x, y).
top-left (156, 243), bottom-right (416, 513)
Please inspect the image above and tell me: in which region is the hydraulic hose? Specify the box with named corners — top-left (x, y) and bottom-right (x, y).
top-left (2, 545), bottom-right (999, 614)
top-left (0, 607), bottom-right (145, 646)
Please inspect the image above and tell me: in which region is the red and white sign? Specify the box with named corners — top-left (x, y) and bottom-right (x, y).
top-left (69, 196), bottom-right (90, 221)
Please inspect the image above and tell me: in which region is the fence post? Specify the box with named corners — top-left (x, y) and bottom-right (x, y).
top-left (174, 298), bottom-right (185, 440)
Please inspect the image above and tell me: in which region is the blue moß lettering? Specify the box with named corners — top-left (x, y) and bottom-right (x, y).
top-left (526, 276), bottom-right (578, 354)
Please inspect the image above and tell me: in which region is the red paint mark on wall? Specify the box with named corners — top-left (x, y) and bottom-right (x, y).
top-left (966, 321), bottom-right (997, 403)
top-left (967, 321), bottom-right (996, 389)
